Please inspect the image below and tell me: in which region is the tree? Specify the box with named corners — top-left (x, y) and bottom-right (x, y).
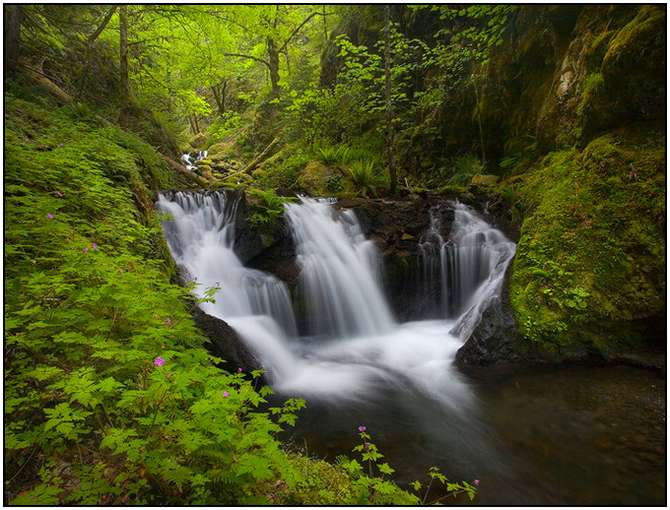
top-left (118, 5), bottom-right (131, 127)
top-left (384, 5), bottom-right (397, 195)
top-left (4, 5), bottom-right (23, 73)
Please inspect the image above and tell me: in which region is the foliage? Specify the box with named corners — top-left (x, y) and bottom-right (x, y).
top-left (447, 153), bottom-right (486, 186)
top-left (346, 160), bottom-right (387, 197)
top-left (246, 188), bottom-right (294, 227)
top-left (332, 426), bottom-right (477, 505)
top-left (4, 93), bottom-right (421, 505)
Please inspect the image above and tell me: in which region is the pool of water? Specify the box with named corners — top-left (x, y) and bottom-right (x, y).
top-left (281, 365), bottom-right (665, 505)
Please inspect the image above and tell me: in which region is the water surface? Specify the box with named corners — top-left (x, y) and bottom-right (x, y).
top-left (286, 365), bottom-right (665, 505)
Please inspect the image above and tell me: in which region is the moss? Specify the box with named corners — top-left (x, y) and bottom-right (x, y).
top-left (577, 72), bottom-right (604, 116)
top-left (602, 6), bottom-right (665, 70)
top-left (581, 5), bottom-right (665, 139)
top-left (297, 160), bottom-right (336, 196)
top-left (509, 127), bottom-right (665, 354)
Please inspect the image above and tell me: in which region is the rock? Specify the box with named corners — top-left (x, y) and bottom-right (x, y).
top-left (192, 307), bottom-right (261, 371)
top-left (455, 266), bottom-right (525, 367)
top-left (470, 174), bottom-right (499, 187)
top-left (297, 160), bottom-right (338, 195)
top-left (190, 133), bottom-right (206, 148)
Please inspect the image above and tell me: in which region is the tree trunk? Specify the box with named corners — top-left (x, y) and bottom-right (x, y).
top-left (267, 37), bottom-right (280, 97)
top-left (118, 6), bottom-right (131, 128)
top-left (4, 5), bottom-right (22, 73)
top-left (472, 74), bottom-right (487, 167)
top-left (384, 5), bottom-right (397, 195)
top-left (211, 79), bottom-right (227, 116)
top-left (322, 5), bottom-right (328, 42)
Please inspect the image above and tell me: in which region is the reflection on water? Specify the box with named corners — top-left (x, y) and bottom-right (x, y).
top-left (285, 365), bottom-right (665, 505)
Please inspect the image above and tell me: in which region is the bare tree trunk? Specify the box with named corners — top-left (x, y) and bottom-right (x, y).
top-left (118, 6), bottom-right (131, 128)
top-left (384, 5), bottom-right (397, 195)
top-left (472, 74), bottom-right (486, 167)
top-left (322, 5), bottom-right (328, 41)
top-left (283, 47), bottom-right (291, 77)
top-left (4, 5), bottom-right (22, 73)
top-left (267, 37), bottom-right (280, 97)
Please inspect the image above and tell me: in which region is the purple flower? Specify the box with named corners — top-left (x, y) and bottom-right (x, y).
top-left (91, 242), bottom-right (97, 250)
top-left (153, 356), bottom-right (165, 367)
top-left (223, 390), bottom-right (230, 398)
top-left (364, 442), bottom-right (371, 450)
top-left (47, 213), bottom-right (54, 220)
top-left (358, 425), bottom-right (366, 433)
top-left (237, 367), bottom-right (243, 373)
top-left (474, 479), bottom-right (480, 487)
top-left (83, 247), bottom-right (89, 253)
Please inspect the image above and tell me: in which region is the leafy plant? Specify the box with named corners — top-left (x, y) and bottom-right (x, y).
top-left (448, 153), bottom-right (485, 186)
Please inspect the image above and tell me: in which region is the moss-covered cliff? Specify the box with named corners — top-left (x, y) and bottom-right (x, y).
top-left (487, 5), bottom-right (666, 358)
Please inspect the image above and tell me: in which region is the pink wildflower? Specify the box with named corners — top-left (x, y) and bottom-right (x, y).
top-left (153, 356), bottom-right (165, 367)
top-left (474, 479), bottom-right (480, 487)
top-left (47, 213), bottom-right (54, 220)
top-left (358, 425), bottom-right (366, 433)
top-left (83, 247), bottom-right (89, 253)
top-left (164, 318), bottom-right (173, 326)
top-left (91, 242), bottom-right (97, 250)
top-left (237, 367), bottom-right (243, 373)
top-left (223, 391), bottom-right (230, 398)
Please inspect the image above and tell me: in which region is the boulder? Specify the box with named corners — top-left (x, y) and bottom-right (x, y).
top-left (470, 174), bottom-right (499, 187)
top-left (297, 160), bottom-right (338, 196)
top-left (192, 307), bottom-right (262, 372)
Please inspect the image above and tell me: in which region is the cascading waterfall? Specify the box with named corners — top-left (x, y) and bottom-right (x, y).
top-left (157, 192), bottom-right (514, 407)
top-left (180, 150), bottom-right (208, 171)
top-left (157, 191), bottom-right (297, 338)
top-left (418, 202), bottom-right (516, 331)
top-left (285, 198), bottom-right (394, 338)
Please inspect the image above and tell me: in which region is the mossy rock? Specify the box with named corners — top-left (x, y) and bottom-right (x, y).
top-left (189, 132), bottom-right (206, 148)
top-left (207, 140), bottom-right (237, 161)
top-left (509, 127), bottom-right (665, 355)
top-left (297, 160), bottom-right (337, 196)
top-left (470, 174), bottom-right (499, 187)
top-left (582, 6), bottom-right (665, 137)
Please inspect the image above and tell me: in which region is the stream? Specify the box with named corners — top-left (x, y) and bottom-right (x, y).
top-left (157, 190), bottom-right (665, 505)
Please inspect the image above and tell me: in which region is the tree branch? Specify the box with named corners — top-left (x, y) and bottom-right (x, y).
top-left (87, 6), bottom-right (116, 44)
top-left (277, 11), bottom-right (320, 54)
top-left (222, 52), bottom-right (271, 69)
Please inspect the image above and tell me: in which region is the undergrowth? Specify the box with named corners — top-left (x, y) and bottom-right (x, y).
top-left (5, 91), bottom-right (450, 505)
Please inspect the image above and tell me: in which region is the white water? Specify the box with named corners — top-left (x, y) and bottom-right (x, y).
top-left (285, 198), bottom-right (394, 338)
top-left (180, 150), bottom-right (208, 171)
top-left (157, 192), bottom-right (515, 409)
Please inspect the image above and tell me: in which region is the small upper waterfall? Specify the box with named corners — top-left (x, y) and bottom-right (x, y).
top-left (180, 150), bottom-right (208, 171)
top-left (285, 197), bottom-right (394, 338)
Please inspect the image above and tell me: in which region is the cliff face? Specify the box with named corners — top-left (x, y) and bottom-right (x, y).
top-left (485, 5), bottom-right (666, 360)
top-left (479, 5), bottom-right (665, 156)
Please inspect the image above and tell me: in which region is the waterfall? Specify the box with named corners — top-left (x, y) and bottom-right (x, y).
top-left (180, 150), bottom-right (208, 171)
top-left (418, 202), bottom-right (516, 335)
top-left (157, 191), bottom-right (297, 338)
top-left (285, 197), bottom-right (394, 338)
top-left (156, 192), bottom-right (513, 407)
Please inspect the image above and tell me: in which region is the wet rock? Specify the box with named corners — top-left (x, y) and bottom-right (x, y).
top-left (192, 307), bottom-right (261, 371)
top-left (455, 266), bottom-right (525, 367)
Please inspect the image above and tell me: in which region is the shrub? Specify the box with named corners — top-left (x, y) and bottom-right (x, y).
top-left (447, 153), bottom-right (485, 186)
